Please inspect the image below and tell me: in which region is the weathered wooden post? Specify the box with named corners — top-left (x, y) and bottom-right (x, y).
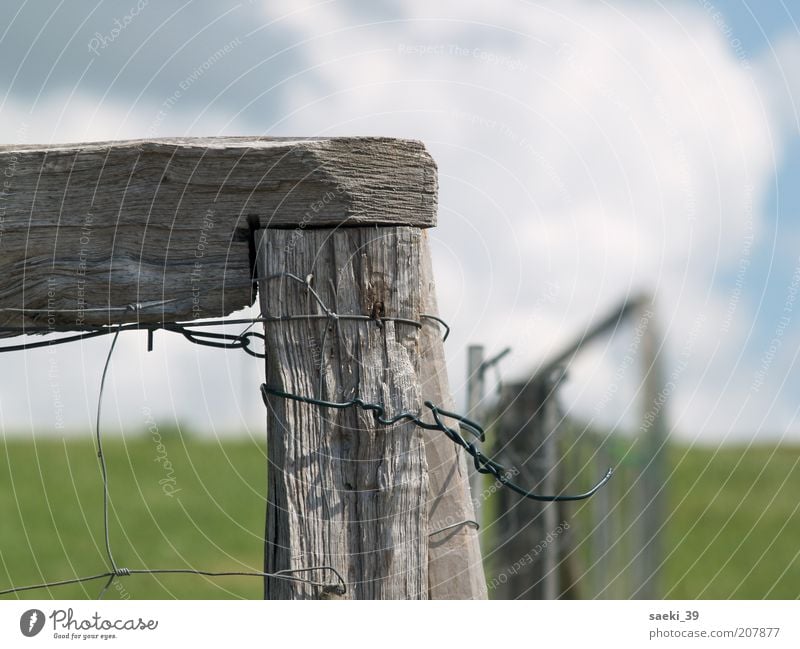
top-left (0, 136), bottom-right (485, 600)
top-left (258, 226), bottom-right (429, 599)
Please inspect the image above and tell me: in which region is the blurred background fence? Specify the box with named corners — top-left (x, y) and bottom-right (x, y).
top-left (474, 295), bottom-right (668, 599)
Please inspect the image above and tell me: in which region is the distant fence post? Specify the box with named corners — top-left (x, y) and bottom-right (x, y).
top-left (544, 295), bottom-right (665, 599)
top-left (466, 345), bottom-right (486, 530)
top-left (540, 373), bottom-right (562, 601)
top-left (635, 302), bottom-right (666, 598)
top-left (490, 371), bottom-right (562, 599)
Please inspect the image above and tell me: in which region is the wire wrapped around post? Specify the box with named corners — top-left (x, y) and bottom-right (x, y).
top-left (259, 385), bottom-right (612, 503)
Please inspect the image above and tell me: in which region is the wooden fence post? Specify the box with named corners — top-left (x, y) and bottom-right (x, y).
top-left (257, 228), bottom-right (487, 599)
top-left (258, 227), bottom-right (429, 599)
top-left (636, 302), bottom-right (666, 598)
top-left (491, 372), bottom-right (561, 599)
top-left (466, 345), bottom-right (486, 532)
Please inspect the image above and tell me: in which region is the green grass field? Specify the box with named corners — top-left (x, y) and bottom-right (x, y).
top-left (664, 444), bottom-right (800, 599)
top-left (0, 434), bottom-right (267, 600)
top-left (1, 433), bottom-right (798, 599)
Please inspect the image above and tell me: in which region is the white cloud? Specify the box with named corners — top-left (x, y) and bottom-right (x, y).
top-left (756, 31), bottom-right (800, 137)
top-left (2, 1), bottom-right (798, 441)
top-left (244, 0), bottom-right (791, 440)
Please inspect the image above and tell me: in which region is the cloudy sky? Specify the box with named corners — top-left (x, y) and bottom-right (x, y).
top-left (1, 0), bottom-right (798, 443)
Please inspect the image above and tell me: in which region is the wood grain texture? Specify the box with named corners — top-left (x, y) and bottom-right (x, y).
top-left (0, 137), bottom-right (436, 330)
top-left (258, 226), bottom-right (429, 599)
top-left (419, 232), bottom-right (487, 600)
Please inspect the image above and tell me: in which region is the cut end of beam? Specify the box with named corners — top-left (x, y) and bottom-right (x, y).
top-left (0, 136), bottom-right (437, 331)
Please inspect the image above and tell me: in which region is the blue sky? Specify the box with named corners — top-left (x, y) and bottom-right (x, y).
top-left (1, 1), bottom-right (799, 442)
top-left (710, 0), bottom-right (800, 437)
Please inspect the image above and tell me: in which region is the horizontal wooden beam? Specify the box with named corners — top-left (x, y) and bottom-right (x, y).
top-left (0, 137), bottom-right (437, 331)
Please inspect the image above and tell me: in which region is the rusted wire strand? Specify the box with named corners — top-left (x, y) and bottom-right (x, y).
top-left (260, 385), bottom-right (612, 502)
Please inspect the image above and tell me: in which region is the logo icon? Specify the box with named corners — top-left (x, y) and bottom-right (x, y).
top-left (20, 609), bottom-right (45, 637)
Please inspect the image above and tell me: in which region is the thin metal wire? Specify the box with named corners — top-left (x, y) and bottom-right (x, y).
top-left (0, 272), bottom-right (450, 357)
top-left (0, 304), bottom-right (347, 600)
top-left (0, 299), bottom-right (178, 313)
top-left (0, 572), bottom-right (117, 596)
top-left (0, 567), bottom-right (347, 598)
top-left (96, 321), bottom-right (124, 578)
top-left (260, 385), bottom-right (612, 502)
top-left (420, 314), bottom-right (450, 342)
top-left (429, 520), bottom-right (480, 536)
top-left (0, 315), bottom-right (442, 356)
